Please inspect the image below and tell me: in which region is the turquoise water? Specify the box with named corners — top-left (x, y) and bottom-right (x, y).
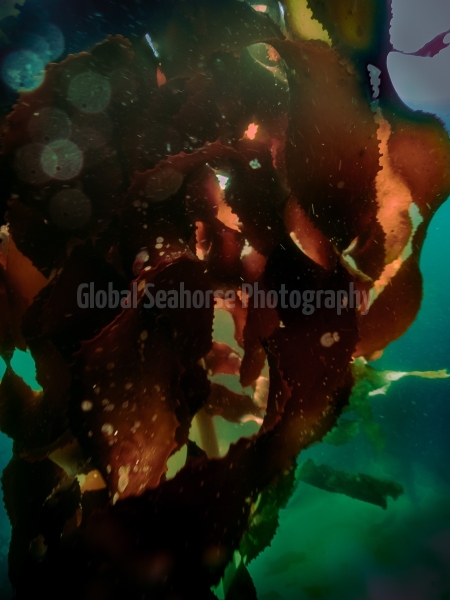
top-left (0, 350), bottom-right (42, 595)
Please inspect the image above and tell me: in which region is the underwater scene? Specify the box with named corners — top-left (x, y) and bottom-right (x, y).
top-left (0, 0), bottom-right (449, 598)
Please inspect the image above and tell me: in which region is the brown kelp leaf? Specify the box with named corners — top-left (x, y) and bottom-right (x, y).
top-left (373, 110), bottom-right (414, 266)
top-left (1, 228), bottom-right (48, 308)
top-left (260, 350), bottom-right (292, 433)
top-left (305, 0), bottom-right (383, 53)
top-left (7, 198), bottom-right (69, 277)
top-left (121, 195), bottom-right (195, 278)
top-left (76, 379), bottom-right (352, 597)
top-left (293, 0), bottom-right (392, 91)
top-left (345, 109), bottom-right (450, 356)
top-left (387, 112), bottom-right (450, 220)
top-left (126, 140), bottom-right (284, 249)
top-left (344, 219), bottom-right (386, 281)
top-left (284, 194), bottom-right (337, 270)
top-left (91, 439), bottom-right (267, 594)
top-left (60, 253), bottom-right (356, 592)
top-left (123, 140), bottom-right (286, 285)
top-left (204, 342), bottom-right (241, 377)
top-left (224, 139), bottom-right (287, 257)
top-left (355, 256), bottom-right (423, 358)
top-left (0, 267), bottom-right (15, 357)
top-left (204, 383), bottom-right (263, 424)
top-left (172, 47), bottom-right (289, 153)
top-left (158, 0), bottom-right (284, 79)
top-left (237, 47), bottom-right (290, 146)
top-left (141, 257), bottom-right (214, 367)
top-left (69, 271), bottom-right (186, 501)
top-left (11, 292), bottom-right (356, 597)
top-left (240, 296), bottom-right (279, 388)
top-left (172, 75), bottom-right (224, 149)
top-left (283, 0), bottom-right (331, 43)
top-left (1, 457), bottom-right (63, 584)
top-left (0, 226), bottom-right (47, 352)
top-left (222, 298), bottom-right (247, 350)
top-left (22, 242), bottom-right (127, 360)
top-left (263, 249), bottom-right (358, 435)
top-left (273, 39), bottom-right (380, 252)
top-left (39, 476), bottom-right (81, 546)
top-left (109, 37), bottom-right (165, 175)
top-left (205, 219), bottom-right (244, 284)
top-left (0, 367), bottom-right (67, 457)
top-left (179, 364), bottom-right (211, 443)
top-left (185, 164), bottom-right (223, 224)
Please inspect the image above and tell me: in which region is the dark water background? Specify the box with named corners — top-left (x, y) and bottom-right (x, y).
top-left (1, 0), bottom-right (450, 598)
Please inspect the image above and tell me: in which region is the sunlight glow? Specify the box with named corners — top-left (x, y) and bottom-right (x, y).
top-left (216, 174), bottom-right (230, 190)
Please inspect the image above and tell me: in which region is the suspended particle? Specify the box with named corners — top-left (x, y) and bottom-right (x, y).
top-left (49, 189), bottom-right (92, 230)
top-left (320, 332), bottom-right (340, 348)
top-left (320, 332), bottom-right (335, 348)
top-left (101, 423), bottom-right (114, 436)
top-left (249, 158), bottom-right (261, 169)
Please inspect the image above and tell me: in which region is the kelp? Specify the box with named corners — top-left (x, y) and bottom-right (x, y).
top-left (240, 466), bottom-right (297, 564)
top-left (297, 459), bottom-right (403, 510)
top-left (324, 360), bottom-right (449, 451)
top-left (0, 0), bottom-right (449, 597)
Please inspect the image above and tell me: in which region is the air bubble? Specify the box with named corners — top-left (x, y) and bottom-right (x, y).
top-left (71, 112), bottom-right (112, 150)
top-left (28, 108), bottom-right (72, 145)
top-left (68, 71), bottom-right (111, 113)
top-left (1, 50), bottom-right (45, 91)
top-left (37, 23), bottom-right (65, 61)
top-left (41, 140), bottom-right (83, 180)
top-left (14, 143), bottom-right (49, 185)
top-left (20, 32), bottom-right (50, 60)
top-left (145, 167), bottom-right (184, 201)
top-left (18, 23), bottom-right (64, 63)
top-left (49, 189), bottom-right (91, 230)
